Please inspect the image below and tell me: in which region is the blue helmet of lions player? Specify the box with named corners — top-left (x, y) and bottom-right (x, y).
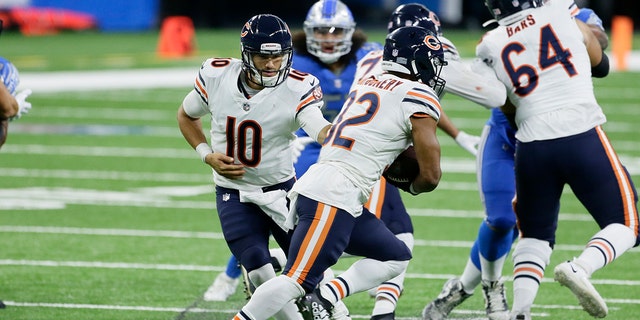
top-left (387, 3), bottom-right (442, 36)
top-left (303, 0), bottom-right (356, 64)
top-left (484, 0), bottom-right (544, 25)
top-left (240, 14), bottom-right (293, 88)
top-left (0, 56), bottom-right (20, 95)
top-left (382, 26), bottom-right (447, 96)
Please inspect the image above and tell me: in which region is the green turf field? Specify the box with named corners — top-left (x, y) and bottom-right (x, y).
top-left (0, 29), bottom-right (639, 320)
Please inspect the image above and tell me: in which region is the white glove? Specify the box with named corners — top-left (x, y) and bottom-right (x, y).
top-left (291, 136), bottom-right (315, 164)
top-left (455, 131), bottom-right (481, 156)
top-left (10, 89), bottom-right (32, 121)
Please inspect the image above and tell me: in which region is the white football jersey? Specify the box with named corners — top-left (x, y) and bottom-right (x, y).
top-left (476, 0), bottom-right (605, 142)
top-left (291, 73), bottom-right (441, 215)
top-left (182, 58), bottom-right (326, 190)
top-left (352, 36), bottom-right (505, 108)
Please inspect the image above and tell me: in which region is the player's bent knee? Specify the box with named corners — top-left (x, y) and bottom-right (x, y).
top-left (487, 215), bottom-right (517, 233)
top-left (248, 263), bottom-right (277, 287)
top-left (395, 232), bottom-right (414, 252)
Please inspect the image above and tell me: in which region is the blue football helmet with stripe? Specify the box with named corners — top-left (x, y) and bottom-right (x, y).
top-left (240, 14), bottom-right (293, 87)
top-left (387, 3), bottom-right (442, 36)
top-left (303, 0), bottom-right (356, 64)
top-left (382, 26), bottom-right (446, 96)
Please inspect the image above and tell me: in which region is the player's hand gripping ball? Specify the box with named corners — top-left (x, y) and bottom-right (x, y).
top-left (383, 146), bottom-right (419, 193)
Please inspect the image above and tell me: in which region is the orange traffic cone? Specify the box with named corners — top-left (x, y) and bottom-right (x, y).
top-left (157, 16), bottom-right (195, 58)
top-left (611, 15), bottom-right (633, 71)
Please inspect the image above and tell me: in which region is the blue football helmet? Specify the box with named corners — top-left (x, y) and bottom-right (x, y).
top-left (382, 26), bottom-right (446, 96)
top-left (303, 0), bottom-right (356, 64)
top-left (485, 0), bottom-right (544, 25)
top-left (240, 14), bottom-right (293, 87)
top-left (0, 56), bottom-right (20, 95)
top-left (387, 3), bottom-right (442, 36)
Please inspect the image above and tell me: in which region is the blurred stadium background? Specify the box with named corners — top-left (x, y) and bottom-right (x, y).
top-left (0, 0), bottom-right (637, 32)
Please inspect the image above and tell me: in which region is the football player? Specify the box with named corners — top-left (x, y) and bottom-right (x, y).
top-left (477, 0), bottom-right (638, 319)
top-left (176, 14), bottom-right (331, 320)
top-left (349, 4), bottom-right (504, 319)
top-left (0, 55), bottom-right (33, 149)
top-left (422, 4), bottom-right (614, 320)
top-left (233, 25), bottom-right (444, 320)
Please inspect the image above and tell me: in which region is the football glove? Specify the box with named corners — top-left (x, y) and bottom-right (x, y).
top-left (10, 89), bottom-right (32, 121)
top-left (291, 136), bottom-right (315, 164)
top-left (454, 131), bottom-right (481, 156)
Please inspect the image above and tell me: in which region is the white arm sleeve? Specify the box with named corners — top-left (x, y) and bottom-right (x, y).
top-left (442, 58), bottom-right (507, 109)
top-left (182, 89), bottom-right (209, 118)
top-left (296, 105), bottom-right (331, 142)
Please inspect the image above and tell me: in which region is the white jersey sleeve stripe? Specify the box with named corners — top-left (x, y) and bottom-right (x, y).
top-left (194, 72), bottom-right (208, 104)
top-left (406, 88), bottom-right (442, 113)
top-left (296, 85), bottom-right (323, 112)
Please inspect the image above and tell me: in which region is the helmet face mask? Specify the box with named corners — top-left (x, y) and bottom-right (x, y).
top-left (303, 0), bottom-right (356, 64)
top-left (240, 14), bottom-right (293, 88)
top-left (382, 26), bottom-right (447, 96)
top-left (387, 3), bottom-right (442, 36)
top-left (484, 0), bottom-right (544, 25)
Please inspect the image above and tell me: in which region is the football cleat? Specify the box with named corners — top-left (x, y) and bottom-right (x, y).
top-left (331, 300), bottom-right (351, 320)
top-left (296, 290), bottom-right (332, 320)
top-left (422, 278), bottom-right (472, 320)
top-left (240, 264), bottom-right (255, 300)
top-left (482, 279), bottom-right (509, 320)
top-left (554, 260), bottom-right (608, 318)
top-left (509, 311), bottom-right (531, 320)
top-left (370, 312), bottom-right (394, 320)
top-left (203, 272), bottom-right (239, 301)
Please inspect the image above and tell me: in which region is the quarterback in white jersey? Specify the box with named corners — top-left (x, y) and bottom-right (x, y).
top-left (178, 14), bottom-right (331, 320)
top-left (234, 26), bottom-right (444, 320)
top-left (478, 1), bottom-right (639, 319)
top-left (183, 57), bottom-right (326, 190)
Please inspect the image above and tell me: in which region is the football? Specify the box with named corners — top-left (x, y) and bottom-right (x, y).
top-left (382, 146), bottom-right (419, 193)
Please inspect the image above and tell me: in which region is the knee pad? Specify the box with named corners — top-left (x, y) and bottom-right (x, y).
top-left (486, 214), bottom-right (517, 234)
top-left (248, 263), bottom-right (277, 287)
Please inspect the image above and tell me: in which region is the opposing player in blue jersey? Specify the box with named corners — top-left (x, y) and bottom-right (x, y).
top-left (422, 5), bottom-right (614, 320)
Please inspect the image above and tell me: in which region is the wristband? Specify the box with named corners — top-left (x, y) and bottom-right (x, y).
top-left (196, 142), bottom-right (213, 162)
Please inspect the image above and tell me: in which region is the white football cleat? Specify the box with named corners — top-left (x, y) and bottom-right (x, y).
top-left (422, 278), bottom-right (472, 320)
top-left (482, 279), bottom-right (509, 320)
top-left (203, 272), bottom-right (239, 301)
top-left (554, 260), bottom-right (607, 318)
